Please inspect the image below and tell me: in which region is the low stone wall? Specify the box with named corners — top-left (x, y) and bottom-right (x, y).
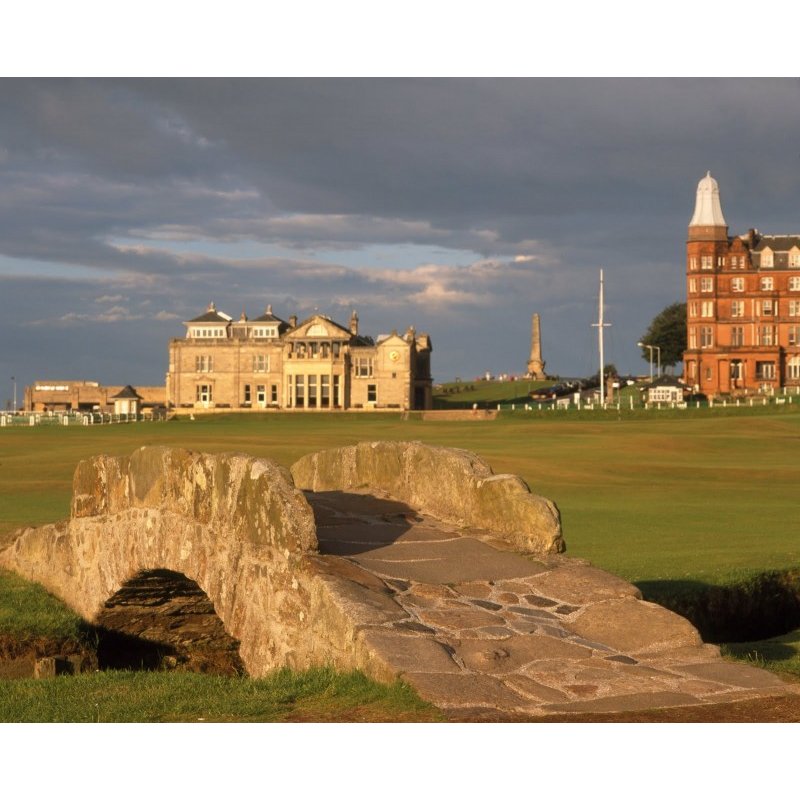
top-left (291, 440), bottom-right (564, 555)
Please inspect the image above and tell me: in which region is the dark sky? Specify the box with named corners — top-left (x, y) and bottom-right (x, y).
top-left (2, 78), bottom-right (800, 402)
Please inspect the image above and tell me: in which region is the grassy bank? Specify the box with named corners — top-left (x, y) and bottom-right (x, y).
top-left (0, 666), bottom-right (442, 722)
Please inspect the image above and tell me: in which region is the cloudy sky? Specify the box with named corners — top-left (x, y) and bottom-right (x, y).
top-left (2, 77), bottom-right (800, 403)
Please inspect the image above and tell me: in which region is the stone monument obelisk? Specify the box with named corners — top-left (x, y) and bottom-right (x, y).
top-left (527, 313), bottom-right (546, 379)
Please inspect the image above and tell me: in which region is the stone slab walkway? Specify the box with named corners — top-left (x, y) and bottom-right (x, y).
top-left (308, 489), bottom-right (798, 718)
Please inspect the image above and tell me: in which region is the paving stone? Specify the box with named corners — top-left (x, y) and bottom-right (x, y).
top-left (455, 634), bottom-right (592, 674)
top-left (453, 581), bottom-right (493, 599)
top-left (405, 672), bottom-right (533, 711)
top-left (677, 661), bottom-right (791, 689)
top-left (542, 691), bottom-right (704, 715)
top-left (358, 629), bottom-right (461, 676)
top-left (679, 679), bottom-right (731, 695)
top-left (503, 674), bottom-right (569, 703)
top-left (392, 620), bottom-right (436, 635)
top-left (605, 655), bottom-right (637, 665)
top-left (524, 594), bottom-right (558, 608)
top-left (476, 626), bottom-right (515, 638)
top-left (407, 583), bottom-right (458, 599)
top-left (495, 581), bottom-right (536, 594)
top-left (417, 606), bottom-right (504, 631)
top-left (563, 684), bottom-right (600, 698)
top-left (526, 561), bottom-right (642, 605)
top-left (506, 605), bottom-right (556, 620)
top-left (565, 598), bottom-right (702, 655)
top-left (555, 604), bottom-right (580, 615)
top-left (385, 578), bottom-right (411, 593)
top-left (469, 598), bottom-right (503, 611)
top-left (496, 592), bottom-right (520, 604)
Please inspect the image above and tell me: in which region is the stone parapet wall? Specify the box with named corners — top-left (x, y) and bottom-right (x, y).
top-left (290, 440), bottom-right (564, 555)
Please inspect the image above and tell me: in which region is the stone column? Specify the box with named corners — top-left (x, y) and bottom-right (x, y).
top-left (527, 313), bottom-right (546, 379)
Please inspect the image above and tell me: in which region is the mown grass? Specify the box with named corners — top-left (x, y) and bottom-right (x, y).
top-left (723, 631), bottom-right (800, 680)
top-left (0, 666), bottom-right (443, 722)
top-left (0, 568), bottom-right (86, 642)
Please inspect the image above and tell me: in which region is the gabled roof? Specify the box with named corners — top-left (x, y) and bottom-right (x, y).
top-left (111, 385), bottom-right (142, 399)
top-left (285, 314), bottom-right (352, 339)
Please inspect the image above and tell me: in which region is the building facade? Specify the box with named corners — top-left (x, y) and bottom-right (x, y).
top-left (166, 304), bottom-right (433, 412)
top-left (24, 380), bottom-right (165, 413)
top-left (684, 172), bottom-right (800, 397)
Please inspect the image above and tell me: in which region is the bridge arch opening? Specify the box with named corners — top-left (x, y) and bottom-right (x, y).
top-left (95, 569), bottom-right (244, 675)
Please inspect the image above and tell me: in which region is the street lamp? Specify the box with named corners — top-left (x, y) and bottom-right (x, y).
top-left (11, 376), bottom-right (16, 413)
top-left (638, 342), bottom-right (655, 382)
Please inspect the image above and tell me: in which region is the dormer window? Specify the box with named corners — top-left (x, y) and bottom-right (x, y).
top-left (761, 249), bottom-right (774, 268)
top-left (790, 250), bottom-right (800, 268)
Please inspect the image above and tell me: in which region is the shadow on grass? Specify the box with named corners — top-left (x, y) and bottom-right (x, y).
top-left (638, 570), bottom-right (800, 643)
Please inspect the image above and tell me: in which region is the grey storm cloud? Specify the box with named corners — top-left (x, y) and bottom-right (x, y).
top-left (2, 78), bottom-right (800, 399)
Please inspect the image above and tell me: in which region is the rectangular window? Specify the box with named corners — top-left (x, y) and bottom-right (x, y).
top-left (789, 277), bottom-right (800, 291)
top-left (790, 253), bottom-right (800, 268)
top-left (689, 327), bottom-right (697, 349)
top-left (367, 384), bottom-right (377, 403)
top-left (790, 326), bottom-right (800, 346)
top-left (759, 325), bottom-right (776, 346)
top-left (688, 301), bottom-right (698, 318)
top-left (730, 326), bottom-right (744, 347)
top-left (307, 374), bottom-right (317, 408)
top-left (701, 301), bottom-right (714, 318)
top-left (730, 361), bottom-right (744, 380)
top-left (730, 300), bottom-right (744, 318)
top-left (333, 374), bottom-right (341, 407)
top-left (689, 257), bottom-right (698, 271)
top-left (761, 251), bottom-right (774, 268)
top-left (195, 355), bottom-right (213, 372)
top-left (256, 384), bottom-right (266, 406)
top-left (761, 276), bottom-right (774, 291)
top-left (700, 327), bottom-right (713, 348)
top-left (253, 354), bottom-right (269, 372)
top-left (700, 277), bottom-right (714, 293)
top-left (790, 301), bottom-right (800, 317)
top-left (756, 362), bottom-right (776, 380)
top-left (717, 256), bottom-right (725, 267)
top-left (788, 357), bottom-right (800, 380)
top-left (688, 278), bottom-right (697, 293)
top-left (731, 277), bottom-right (744, 292)
top-left (320, 375), bottom-right (330, 408)
top-left (271, 384), bottom-right (278, 403)
top-left (243, 384), bottom-right (251, 404)
top-left (701, 255), bottom-right (713, 270)
top-left (294, 375), bottom-right (304, 408)
top-left (355, 357), bottom-right (373, 377)
top-left (760, 299), bottom-right (775, 316)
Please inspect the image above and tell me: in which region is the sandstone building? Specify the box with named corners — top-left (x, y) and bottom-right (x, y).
top-left (684, 172), bottom-right (800, 397)
top-left (166, 305), bottom-right (433, 412)
top-left (24, 380), bottom-right (165, 413)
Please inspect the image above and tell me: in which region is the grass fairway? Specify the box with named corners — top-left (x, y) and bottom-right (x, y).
top-left (2, 408), bottom-right (799, 587)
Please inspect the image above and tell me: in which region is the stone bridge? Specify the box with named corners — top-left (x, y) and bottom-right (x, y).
top-left (1, 442), bottom-right (794, 717)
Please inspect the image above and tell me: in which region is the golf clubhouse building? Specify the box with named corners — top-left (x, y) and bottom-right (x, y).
top-left (166, 304), bottom-right (433, 412)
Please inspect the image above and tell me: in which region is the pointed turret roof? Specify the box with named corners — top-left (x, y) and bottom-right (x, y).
top-left (689, 171), bottom-right (727, 227)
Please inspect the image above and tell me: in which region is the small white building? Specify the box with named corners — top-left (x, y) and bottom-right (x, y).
top-left (646, 376), bottom-right (684, 404)
top-left (111, 385), bottom-right (143, 415)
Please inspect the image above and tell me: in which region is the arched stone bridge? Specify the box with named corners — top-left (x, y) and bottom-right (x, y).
top-left (1, 442), bottom-right (794, 716)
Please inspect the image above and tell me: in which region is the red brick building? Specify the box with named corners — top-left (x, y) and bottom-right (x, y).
top-left (684, 172), bottom-right (800, 397)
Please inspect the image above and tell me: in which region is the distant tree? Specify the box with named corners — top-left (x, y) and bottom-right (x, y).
top-left (639, 302), bottom-right (686, 370)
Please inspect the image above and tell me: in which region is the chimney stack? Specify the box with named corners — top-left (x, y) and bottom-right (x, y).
top-left (350, 310), bottom-right (359, 336)
top-left (289, 314), bottom-right (298, 328)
